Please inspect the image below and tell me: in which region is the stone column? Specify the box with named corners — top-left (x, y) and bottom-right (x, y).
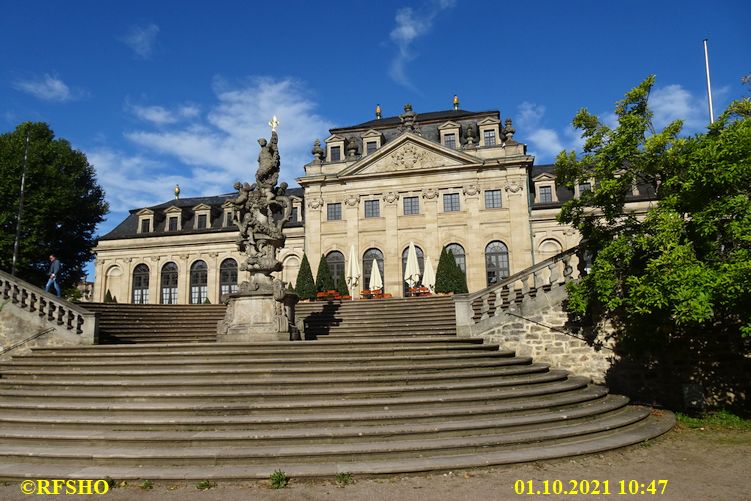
top-left (422, 188), bottom-right (440, 268)
top-left (207, 252), bottom-right (219, 303)
top-left (305, 195), bottom-right (324, 274)
top-left (177, 254), bottom-right (190, 304)
top-left (463, 184), bottom-right (482, 291)
top-left (505, 168), bottom-right (534, 273)
top-left (344, 194), bottom-right (360, 298)
top-left (382, 192), bottom-right (400, 295)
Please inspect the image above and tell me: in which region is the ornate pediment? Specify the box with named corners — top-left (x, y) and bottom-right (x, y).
top-left (340, 134), bottom-right (478, 177)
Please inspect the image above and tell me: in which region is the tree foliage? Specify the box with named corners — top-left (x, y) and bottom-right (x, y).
top-left (295, 253), bottom-right (316, 300)
top-left (0, 122), bottom-right (108, 289)
top-left (315, 254), bottom-right (335, 292)
top-left (435, 247), bottom-right (467, 294)
top-left (556, 76), bottom-right (751, 351)
top-left (336, 272), bottom-right (349, 297)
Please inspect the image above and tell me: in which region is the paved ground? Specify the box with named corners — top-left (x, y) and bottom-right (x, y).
top-left (2, 425), bottom-right (749, 501)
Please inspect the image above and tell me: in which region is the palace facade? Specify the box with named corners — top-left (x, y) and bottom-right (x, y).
top-left (92, 102), bottom-right (654, 304)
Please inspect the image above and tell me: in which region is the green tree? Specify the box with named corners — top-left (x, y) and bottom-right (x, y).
top-left (315, 254), bottom-right (335, 292)
top-left (556, 77), bottom-right (751, 407)
top-left (336, 273), bottom-right (349, 297)
top-left (449, 250), bottom-right (468, 294)
top-left (0, 122), bottom-right (108, 289)
top-left (295, 253), bottom-right (316, 300)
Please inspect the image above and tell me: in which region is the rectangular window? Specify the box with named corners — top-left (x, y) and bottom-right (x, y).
top-left (366, 141), bottom-right (377, 155)
top-left (485, 189), bottom-right (502, 209)
top-left (330, 146), bottom-right (341, 162)
top-left (168, 216), bottom-right (178, 231)
top-left (578, 182), bottom-right (592, 193)
top-left (364, 200), bottom-right (380, 218)
top-left (327, 203), bottom-right (342, 221)
top-left (444, 133), bottom-right (456, 149)
top-left (290, 207), bottom-right (298, 223)
top-left (403, 196), bottom-right (419, 215)
top-left (140, 219), bottom-right (150, 233)
top-left (224, 210), bottom-right (234, 227)
top-left (483, 129), bottom-right (496, 146)
top-left (539, 186), bottom-right (553, 203)
top-left (443, 193), bottom-right (460, 212)
top-left (196, 214), bottom-right (207, 229)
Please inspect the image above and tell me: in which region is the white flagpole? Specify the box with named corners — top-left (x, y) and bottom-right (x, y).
top-left (703, 39), bottom-right (715, 124)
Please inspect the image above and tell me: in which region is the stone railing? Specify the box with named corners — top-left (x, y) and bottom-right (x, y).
top-left (454, 246), bottom-right (584, 334)
top-left (0, 269), bottom-right (98, 348)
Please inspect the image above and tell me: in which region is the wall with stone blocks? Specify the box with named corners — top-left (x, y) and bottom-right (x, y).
top-left (464, 286), bottom-right (614, 384)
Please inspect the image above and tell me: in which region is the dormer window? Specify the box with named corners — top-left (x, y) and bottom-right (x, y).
top-left (163, 206), bottom-right (182, 232)
top-left (532, 173), bottom-right (559, 204)
top-left (361, 129), bottom-right (383, 156)
top-left (438, 121), bottom-right (461, 150)
top-left (224, 209), bottom-right (234, 227)
top-left (325, 134), bottom-right (346, 163)
top-left (478, 116), bottom-right (501, 147)
top-left (136, 208), bottom-right (154, 234)
top-left (192, 203), bottom-right (212, 230)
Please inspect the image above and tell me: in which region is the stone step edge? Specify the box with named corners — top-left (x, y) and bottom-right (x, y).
top-left (0, 386), bottom-right (608, 426)
top-left (0, 395), bottom-right (629, 442)
top-left (0, 413), bottom-right (675, 480)
top-left (0, 407), bottom-right (651, 461)
top-left (0, 370), bottom-right (569, 400)
top-left (0, 377), bottom-right (591, 412)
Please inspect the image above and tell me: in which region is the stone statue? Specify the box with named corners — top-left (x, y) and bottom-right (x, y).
top-left (220, 117), bottom-right (298, 341)
top-left (503, 117), bottom-right (516, 143)
top-left (464, 122), bottom-right (477, 148)
top-left (311, 139), bottom-right (324, 161)
top-left (399, 103), bottom-right (419, 134)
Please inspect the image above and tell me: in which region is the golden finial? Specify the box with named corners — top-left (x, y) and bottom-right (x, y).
top-left (375, 104), bottom-right (382, 119)
top-left (453, 94), bottom-right (460, 110)
top-left (174, 184), bottom-right (180, 200)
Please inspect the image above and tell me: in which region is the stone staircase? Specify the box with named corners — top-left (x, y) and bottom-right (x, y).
top-left (0, 296), bottom-right (673, 480)
top-left (83, 303), bottom-right (226, 344)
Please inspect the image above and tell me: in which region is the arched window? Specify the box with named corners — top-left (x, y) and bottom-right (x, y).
top-left (445, 243), bottom-right (466, 274)
top-left (190, 260), bottom-right (208, 304)
top-left (401, 245), bottom-right (424, 295)
top-left (132, 264), bottom-right (150, 304)
top-left (160, 262), bottom-right (178, 304)
top-left (326, 251), bottom-right (345, 287)
top-left (220, 258), bottom-right (238, 297)
top-left (282, 255), bottom-right (301, 288)
top-left (485, 241), bottom-right (510, 286)
top-left (362, 248), bottom-right (385, 291)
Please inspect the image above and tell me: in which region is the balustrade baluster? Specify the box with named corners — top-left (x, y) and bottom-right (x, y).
top-left (480, 295), bottom-right (490, 321)
top-left (2, 279), bottom-right (10, 299)
top-left (20, 288), bottom-right (28, 308)
top-left (76, 315), bottom-right (85, 334)
top-left (38, 297), bottom-right (47, 317)
top-left (28, 292), bottom-right (37, 312)
top-left (66, 310), bottom-right (75, 330)
top-left (493, 289), bottom-right (503, 316)
top-left (11, 284), bottom-right (20, 303)
top-left (47, 302), bottom-right (56, 321)
top-left (57, 305), bottom-right (66, 325)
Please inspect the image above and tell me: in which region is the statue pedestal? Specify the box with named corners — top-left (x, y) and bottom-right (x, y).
top-left (217, 282), bottom-right (299, 343)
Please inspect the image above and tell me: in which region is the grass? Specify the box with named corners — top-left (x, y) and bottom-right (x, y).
top-left (335, 472), bottom-right (354, 487)
top-left (196, 480), bottom-right (217, 490)
top-left (676, 410), bottom-right (751, 431)
top-left (139, 479), bottom-right (154, 490)
top-left (269, 470), bottom-right (289, 489)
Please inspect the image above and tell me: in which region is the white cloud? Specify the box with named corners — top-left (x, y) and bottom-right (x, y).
top-left (13, 74), bottom-right (80, 102)
top-left (127, 102), bottom-right (202, 126)
top-left (86, 77), bottom-right (332, 226)
top-left (516, 101), bottom-right (583, 163)
top-left (121, 23), bottom-right (159, 59)
top-left (648, 84), bottom-right (715, 132)
top-left (389, 0), bottom-right (456, 89)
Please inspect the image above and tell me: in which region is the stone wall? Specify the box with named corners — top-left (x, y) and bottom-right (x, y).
top-left (463, 286), bottom-right (613, 383)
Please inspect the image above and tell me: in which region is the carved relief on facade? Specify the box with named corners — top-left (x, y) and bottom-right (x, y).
top-left (307, 197), bottom-right (324, 210)
top-left (504, 180), bottom-right (523, 193)
top-left (344, 194), bottom-right (359, 207)
top-left (382, 192), bottom-right (400, 204)
top-left (463, 184), bottom-right (480, 197)
top-left (422, 188), bottom-right (439, 199)
top-left (364, 142), bottom-right (448, 174)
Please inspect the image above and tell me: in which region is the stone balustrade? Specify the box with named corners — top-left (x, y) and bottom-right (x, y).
top-left (454, 246), bottom-right (584, 334)
top-left (0, 270), bottom-right (98, 353)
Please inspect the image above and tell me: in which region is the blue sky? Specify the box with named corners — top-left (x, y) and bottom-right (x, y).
top-left (2, 0), bottom-right (749, 240)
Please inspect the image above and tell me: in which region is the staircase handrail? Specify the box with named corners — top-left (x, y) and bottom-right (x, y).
top-left (454, 245), bottom-right (584, 327)
top-left (0, 269), bottom-right (98, 345)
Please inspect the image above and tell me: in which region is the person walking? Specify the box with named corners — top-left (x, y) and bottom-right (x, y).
top-left (45, 254), bottom-right (62, 297)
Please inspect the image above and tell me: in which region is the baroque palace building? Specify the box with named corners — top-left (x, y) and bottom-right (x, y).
top-left (92, 100), bottom-right (654, 304)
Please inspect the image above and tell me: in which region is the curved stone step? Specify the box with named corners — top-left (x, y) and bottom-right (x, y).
top-left (0, 413), bottom-right (675, 479)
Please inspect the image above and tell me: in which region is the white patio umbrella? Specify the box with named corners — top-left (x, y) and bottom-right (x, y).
top-left (346, 245), bottom-right (360, 293)
top-left (404, 241), bottom-right (421, 289)
top-left (369, 258), bottom-right (383, 291)
top-left (422, 256), bottom-right (436, 293)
